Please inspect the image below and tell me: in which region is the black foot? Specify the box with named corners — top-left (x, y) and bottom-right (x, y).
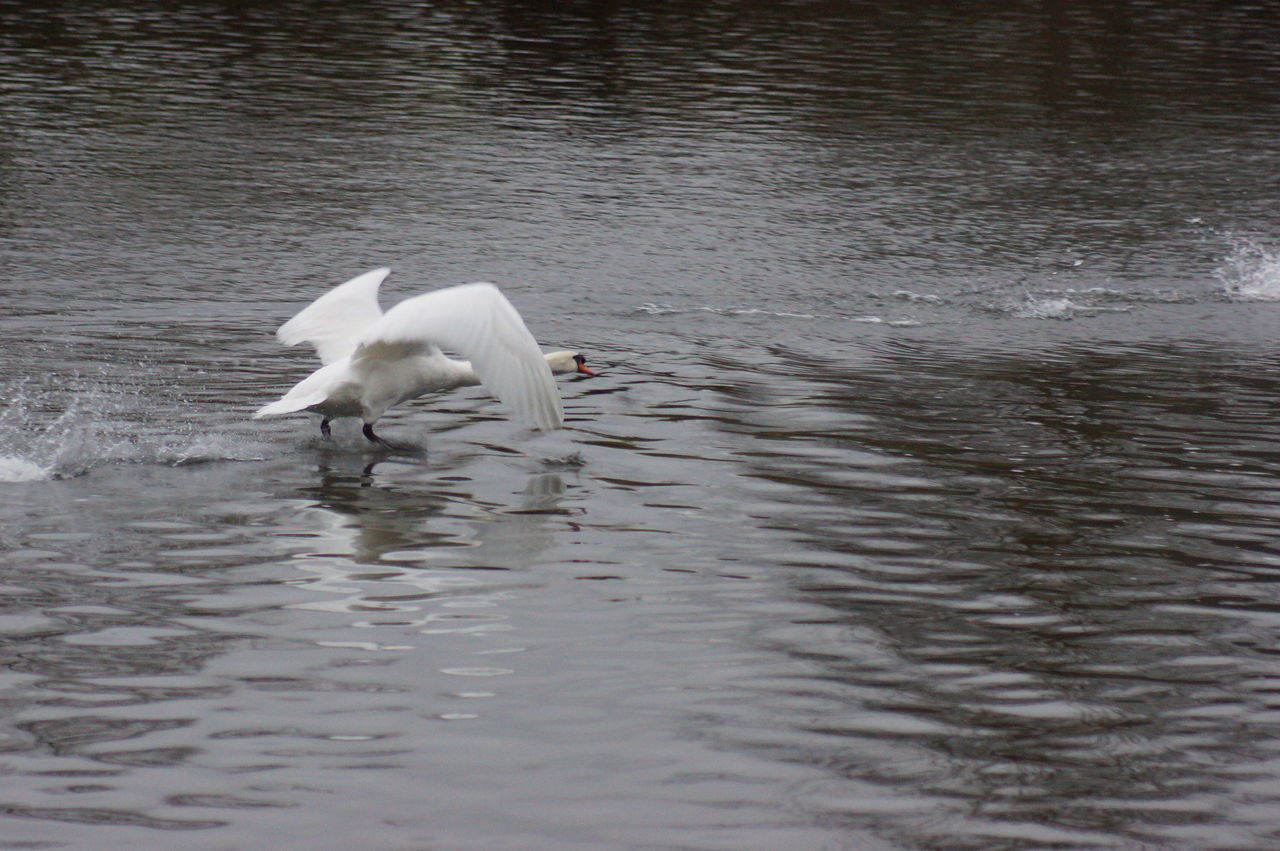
top-left (362, 422), bottom-right (394, 447)
top-left (360, 422), bottom-right (424, 455)
top-left (320, 418), bottom-right (331, 438)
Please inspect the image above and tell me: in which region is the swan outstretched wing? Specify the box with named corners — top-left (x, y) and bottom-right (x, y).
top-left (357, 282), bottom-right (564, 431)
top-left (277, 267), bottom-right (390, 365)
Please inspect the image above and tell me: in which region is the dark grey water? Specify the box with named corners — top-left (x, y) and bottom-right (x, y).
top-left (3, 2), bottom-right (1280, 848)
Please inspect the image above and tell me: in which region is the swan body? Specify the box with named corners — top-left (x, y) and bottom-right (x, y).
top-left (255, 268), bottom-right (593, 443)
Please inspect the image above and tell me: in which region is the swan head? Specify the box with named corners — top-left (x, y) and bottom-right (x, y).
top-left (544, 350), bottom-right (596, 376)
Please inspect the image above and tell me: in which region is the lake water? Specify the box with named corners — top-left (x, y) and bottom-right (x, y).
top-left (3, 2), bottom-right (1280, 848)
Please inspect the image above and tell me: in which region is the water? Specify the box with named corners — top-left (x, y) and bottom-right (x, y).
top-left (2, 2), bottom-right (1280, 847)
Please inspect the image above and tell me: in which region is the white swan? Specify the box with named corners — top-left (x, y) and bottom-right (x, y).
top-left (254, 268), bottom-right (594, 445)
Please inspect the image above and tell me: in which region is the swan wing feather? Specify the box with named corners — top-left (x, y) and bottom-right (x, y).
top-left (277, 267), bottom-right (390, 365)
top-left (356, 282), bottom-right (563, 431)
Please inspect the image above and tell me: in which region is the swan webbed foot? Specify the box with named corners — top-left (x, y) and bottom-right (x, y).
top-left (320, 418), bottom-right (332, 438)
top-left (362, 422), bottom-right (421, 454)
top-left (362, 422), bottom-right (392, 446)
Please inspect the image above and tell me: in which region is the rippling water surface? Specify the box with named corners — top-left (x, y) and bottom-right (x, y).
top-left (3, 2), bottom-right (1280, 848)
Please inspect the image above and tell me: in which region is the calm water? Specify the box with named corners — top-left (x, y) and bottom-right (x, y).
top-left (3, 2), bottom-right (1280, 848)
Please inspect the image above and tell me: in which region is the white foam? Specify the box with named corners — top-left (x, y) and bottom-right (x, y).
top-left (892, 290), bottom-right (944, 304)
top-left (636, 302), bottom-right (678, 315)
top-left (998, 291), bottom-right (1135, 320)
top-left (0, 455), bottom-right (53, 482)
top-left (1012, 296), bottom-right (1078, 320)
top-left (637, 302), bottom-right (923, 325)
top-left (158, 434), bottom-right (267, 467)
top-left (636, 303), bottom-right (820, 319)
top-left (1215, 236), bottom-right (1280, 301)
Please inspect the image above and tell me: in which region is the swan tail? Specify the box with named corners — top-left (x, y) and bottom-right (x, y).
top-left (254, 359), bottom-right (349, 420)
top-left (253, 391), bottom-right (328, 419)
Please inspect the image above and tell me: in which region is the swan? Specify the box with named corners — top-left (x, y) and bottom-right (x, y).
top-left (254, 268), bottom-right (594, 445)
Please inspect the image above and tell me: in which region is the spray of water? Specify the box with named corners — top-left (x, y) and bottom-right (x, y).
top-left (0, 381), bottom-right (264, 483)
top-left (1215, 235), bottom-right (1280, 301)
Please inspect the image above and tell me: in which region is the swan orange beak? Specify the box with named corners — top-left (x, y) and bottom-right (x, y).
top-left (577, 362), bottom-right (596, 376)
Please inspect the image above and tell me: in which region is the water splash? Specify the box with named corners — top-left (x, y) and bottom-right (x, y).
top-left (0, 383), bottom-right (264, 483)
top-left (892, 290), bottom-right (944, 305)
top-left (1215, 236), bottom-right (1280, 301)
top-left (0, 455), bottom-right (51, 482)
top-left (636, 302), bottom-right (929, 325)
top-left (1009, 296), bottom-right (1080, 320)
top-left (0, 386), bottom-right (117, 481)
top-left (636, 302), bottom-right (821, 319)
top-left (989, 288), bottom-right (1139, 320)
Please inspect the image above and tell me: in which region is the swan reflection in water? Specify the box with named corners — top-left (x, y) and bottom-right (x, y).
top-left (281, 455), bottom-right (577, 631)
